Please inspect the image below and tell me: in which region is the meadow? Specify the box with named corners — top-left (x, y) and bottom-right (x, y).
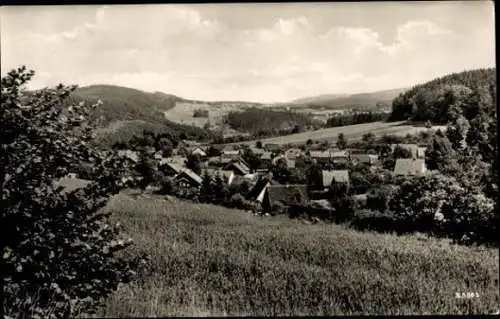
top-left (230, 121), bottom-right (442, 145)
top-left (85, 191), bottom-right (499, 316)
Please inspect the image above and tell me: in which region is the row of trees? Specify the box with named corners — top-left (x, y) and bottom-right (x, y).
top-left (325, 111), bottom-right (389, 128)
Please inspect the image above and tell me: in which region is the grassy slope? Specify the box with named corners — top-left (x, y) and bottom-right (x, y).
top-left (90, 192), bottom-right (499, 316)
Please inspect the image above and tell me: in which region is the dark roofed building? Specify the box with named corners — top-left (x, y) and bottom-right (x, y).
top-left (224, 161), bottom-right (250, 175)
top-left (351, 154), bottom-right (379, 165)
top-left (262, 184), bottom-right (309, 213)
top-left (175, 169), bottom-right (203, 188)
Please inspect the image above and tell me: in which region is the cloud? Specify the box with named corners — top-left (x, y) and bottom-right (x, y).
top-left (1, 5), bottom-right (494, 103)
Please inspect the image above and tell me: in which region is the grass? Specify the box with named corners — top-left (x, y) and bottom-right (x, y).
top-left (227, 121), bottom-right (447, 146)
top-left (86, 192), bottom-right (499, 316)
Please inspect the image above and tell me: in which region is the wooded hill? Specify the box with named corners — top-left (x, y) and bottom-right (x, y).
top-left (389, 68), bottom-right (496, 123)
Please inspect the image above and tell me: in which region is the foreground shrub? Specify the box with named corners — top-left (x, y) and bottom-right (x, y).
top-left (1, 67), bottom-right (140, 318)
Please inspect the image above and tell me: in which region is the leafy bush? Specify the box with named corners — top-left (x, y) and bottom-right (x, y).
top-left (1, 67), bottom-right (141, 318)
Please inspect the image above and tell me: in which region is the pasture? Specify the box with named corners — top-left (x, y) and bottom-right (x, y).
top-left (228, 121), bottom-right (446, 146)
top-left (82, 191), bottom-right (499, 316)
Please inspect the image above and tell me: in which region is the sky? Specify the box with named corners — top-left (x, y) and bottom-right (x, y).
top-left (0, 2), bottom-right (495, 103)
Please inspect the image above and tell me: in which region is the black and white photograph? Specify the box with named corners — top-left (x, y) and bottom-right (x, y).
top-left (1, 1), bottom-right (498, 317)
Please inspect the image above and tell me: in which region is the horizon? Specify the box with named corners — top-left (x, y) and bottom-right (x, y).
top-left (1, 2), bottom-right (495, 103)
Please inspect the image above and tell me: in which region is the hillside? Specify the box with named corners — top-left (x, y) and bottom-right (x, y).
top-left (94, 192), bottom-right (499, 316)
top-left (61, 85), bottom-right (210, 145)
top-left (289, 88), bottom-right (408, 110)
top-left (389, 68), bottom-right (496, 123)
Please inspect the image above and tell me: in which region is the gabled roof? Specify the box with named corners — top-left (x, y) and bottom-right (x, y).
top-left (208, 157), bottom-right (232, 165)
top-left (192, 147), bottom-right (207, 156)
top-left (310, 151), bottom-right (331, 158)
top-left (175, 169), bottom-right (203, 185)
top-left (223, 149), bottom-right (240, 155)
top-left (351, 154), bottom-right (379, 163)
top-left (266, 184), bottom-right (309, 206)
top-left (248, 175), bottom-right (279, 200)
top-left (394, 158), bottom-right (426, 176)
top-left (331, 150), bottom-right (349, 158)
top-left (161, 162), bottom-right (183, 174)
top-left (226, 161), bottom-right (250, 175)
top-left (322, 170), bottom-right (350, 187)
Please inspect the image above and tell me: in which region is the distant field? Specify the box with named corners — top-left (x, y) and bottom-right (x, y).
top-left (81, 192), bottom-right (500, 316)
top-left (163, 101), bottom-right (246, 129)
top-left (230, 121), bottom-right (446, 146)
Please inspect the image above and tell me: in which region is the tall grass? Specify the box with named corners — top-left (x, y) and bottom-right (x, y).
top-left (90, 193), bottom-right (499, 316)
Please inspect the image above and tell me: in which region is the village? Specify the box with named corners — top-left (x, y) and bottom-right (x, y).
top-left (115, 137), bottom-right (429, 218)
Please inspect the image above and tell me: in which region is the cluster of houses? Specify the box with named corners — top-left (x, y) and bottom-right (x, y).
top-left (117, 140), bottom-right (429, 214)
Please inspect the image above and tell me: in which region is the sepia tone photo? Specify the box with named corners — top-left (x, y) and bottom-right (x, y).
top-left (1, 1), bottom-right (497, 317)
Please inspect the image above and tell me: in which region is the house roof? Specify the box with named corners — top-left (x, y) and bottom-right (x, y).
top-left (229, 162), bottom-right (250, 175)
top-left (331, 150), bottom-right (349, 158)
top-left (223, 150), bottom-right (240, 155)
top-left (248, 176), bottom-right (279, 200)
top-left (192, 148), bottom-right (207, 156)
top-left (208, 157), bottom-right (232, 165)
top-left (351, 154), bottom-right (379, 163)
top-left (250, 147), bottom-right (266, 155)
top-left (264, 143), bottom-right (281, 151)
top-left (266, 184), bottom-right (309, 206)
top-left (310, 151), bottom-right (331, 158)
top-left (394, 158), bottom-right (426, 175)
top-left (322, 170), bottom-right (350, 187)
top-left (162, 162), bottom-right (183, 174)
top-left (176, 169), bottom-right (203, 185)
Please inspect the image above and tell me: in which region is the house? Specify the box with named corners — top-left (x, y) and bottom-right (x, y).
top-left (160, 161), bottom-right (183, 176)
top-left (221, 149), bottom-right (241, 160)
top-left (191, 147), bottom-right (207, 158)
top-left (393, 158), bottom-right (427, 176)
top-left (224, 160), bottom-right (251, 176)
top-left (261, 184), bottom-right (309, 213)
top-left (310, 150), bottom-right (331, 165)
top-left (351, 154), bottom-right (379, 165)
top-left (248, 175), bottom-right (278, 202)
top-left (175, 169), bottom-right (203, 188)
top-left (321, 170), bottom-right (350, 188)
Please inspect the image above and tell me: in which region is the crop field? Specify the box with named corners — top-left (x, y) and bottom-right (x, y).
top-left (231, 121), bottom-right (446, 146)
top-left (83, 191), bottom-right (499, 317)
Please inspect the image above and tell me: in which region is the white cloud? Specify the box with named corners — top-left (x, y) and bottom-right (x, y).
top-left (1, 5), bottom-right (494, 103)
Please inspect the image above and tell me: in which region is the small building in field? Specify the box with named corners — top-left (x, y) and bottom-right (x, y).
top-left (321, 170), bottom-right (350, 189)
top-left (393, 158), bottom-right (427, 176)
top-left (175, 169), bottom-right (203, 188)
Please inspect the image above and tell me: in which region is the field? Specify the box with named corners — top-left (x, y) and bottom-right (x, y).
top-left (84, 191), bottom-right (499, 316)
top-left (163, 101), bottom-right (246, 129)
top-left (229, 121), bottom-right (447, 146)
